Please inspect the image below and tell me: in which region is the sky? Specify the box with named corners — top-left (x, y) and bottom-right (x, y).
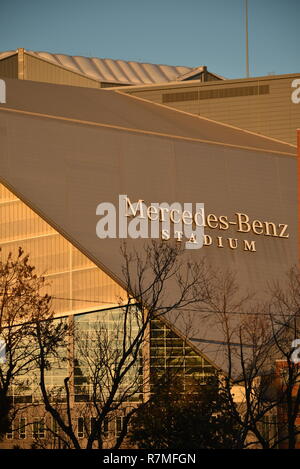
top-left (0, 0), bottom-right (299, 79)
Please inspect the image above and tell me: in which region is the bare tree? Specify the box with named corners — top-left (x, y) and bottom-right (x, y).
top-left (9, 242), bottom-right (300, 449)
top-left (34, 240), bottom-right (212, 449)
top-left (199, 266), bottom-right (300, 449)
top-left (265, 266), bottom-right (300, 449)
top-left (0, 247), bottom-right (66, 441)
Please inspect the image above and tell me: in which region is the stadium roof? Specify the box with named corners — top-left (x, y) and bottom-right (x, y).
top-left (0, 77), bottom-right (294, 153)
top-left (0, 49), bottom-right (223, 85)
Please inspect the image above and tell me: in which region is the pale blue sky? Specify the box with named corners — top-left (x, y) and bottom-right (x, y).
top-left (0, 0), bottom-right (299, 78)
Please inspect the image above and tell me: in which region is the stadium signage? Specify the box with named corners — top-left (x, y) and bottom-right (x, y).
top-left (96, 196), bottom-right (289, 253)
top-left (291, 79), bottom-right (300, 104)
top-left (0, 79), bottom-right (6, 104)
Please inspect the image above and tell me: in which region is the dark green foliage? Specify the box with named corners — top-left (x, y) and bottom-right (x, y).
top-left (129, 375), bottom-right (240, 449)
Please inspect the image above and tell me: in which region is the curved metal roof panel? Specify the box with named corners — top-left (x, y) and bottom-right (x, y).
top-left (25, 50), bottom-right (197, 84)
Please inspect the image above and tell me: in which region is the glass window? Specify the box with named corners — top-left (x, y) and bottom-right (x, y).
top-left (103, 417), bottom-right (109, 439)
top-left (6, 422), bottom-right (13, 440)
top-left (115, 416), bottom-right (123, 438)
top-left (19, 417), bottom-right (26, 439)
top-left (33, 418), bottom-right (45, 439)
top-left (90, 417), bottom-right (98, 437)
top-left (52, 417), bottom-right (58, 435)
top-left (77, 417), bottom-right (84, 439)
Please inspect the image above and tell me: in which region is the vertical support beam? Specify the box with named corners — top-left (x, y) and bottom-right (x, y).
top-left (142, 314), bottom-right (151, 402)
top-left (67, 314), bottom-right (75, 413)
top-left (17, 48), bottom-right (25, 80)
top-left (69, 243), bottom-right (73, 313)
top-left (68, 245), bottom-right (75, 410)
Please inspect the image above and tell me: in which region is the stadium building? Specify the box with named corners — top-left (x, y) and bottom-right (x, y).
top-left (0, 49), bottom-right (298, 448)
